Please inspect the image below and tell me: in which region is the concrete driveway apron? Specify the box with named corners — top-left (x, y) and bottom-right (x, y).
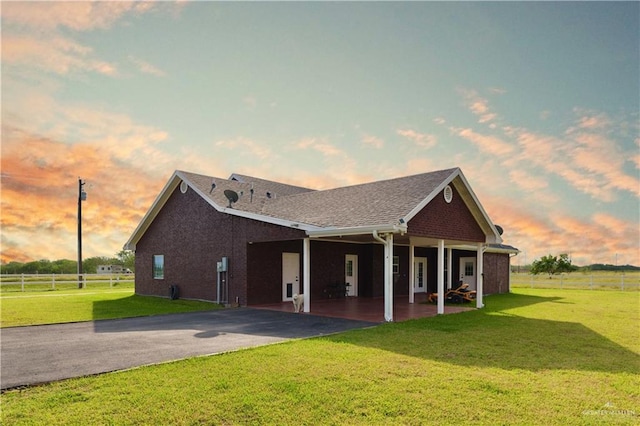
top-left (1, 308), bottom-right (375, 390)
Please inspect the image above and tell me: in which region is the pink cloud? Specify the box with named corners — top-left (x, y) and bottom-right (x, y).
top-left (511, 124), bottom-right (639, 202)
top-left (508, 169), bottom-right (549, 192)
top-left (2, 35), bottom-right (118, 76)
top-left (458, 88), bottom-right (498, 124)
top-left (452, 127), bottom-right (514, 157)
top-left (0, 130), bottom-right (168, 263)
top-left (294, 138), bottom-right (344, 157)
top-left (485, 200), bottom-right (639, 266)
top-left (1, 2), bottom-right (162, 32)
top-left (397, 129), bottom-right (437, 148)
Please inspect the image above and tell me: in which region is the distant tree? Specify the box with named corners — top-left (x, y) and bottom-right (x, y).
top-left (555, 254), bottom-right (576, 274)
top-left (51, 259), bottom-right (77, 274)
top-left (1, 261), bottom-right (25, 274)
top-left (530, 254), bottom-right (577, 278)
top-left (22, 259), bottom-right (54, 274)
top-left (83, 256), bottom-right (115, 274)
top-left (116, 250), bottom-right (135, 272)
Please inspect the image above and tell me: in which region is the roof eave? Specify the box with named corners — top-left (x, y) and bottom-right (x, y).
top-left (307, 223), bottom-right (408, 239)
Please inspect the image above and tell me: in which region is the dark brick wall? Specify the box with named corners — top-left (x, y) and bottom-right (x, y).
top-left (407, 185), bottom-right (485, 242)
top-left (135, 186), bottom-right (305, 303)
top-left (247, 240), bottom-right (385, 304)
top-left (134, 183), bottom-right (510, 305)
top-left (246, 240), bottom-right (302, 305)
top-left (483, 252), bottom-right (511, 294)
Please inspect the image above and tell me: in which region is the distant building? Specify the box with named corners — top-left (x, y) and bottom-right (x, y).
top-left (97, 265), bottom-right (128, 274)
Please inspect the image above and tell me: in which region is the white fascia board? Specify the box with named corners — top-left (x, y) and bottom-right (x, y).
top-left (124, 171), bottom-right (182, 251)
top-left (454, 170), bottom-right (503, 244)
top-left (178, 171), bottom-right (324, 233)
top-left (451, 243), bottom-right (520, 254)
top-left (402, 168), bottom-right (460, 223)
top-left (307, 224), bottom-right (408, 239)
top-left (402, 168), bottom-right (503, 245)
top-left (222, 208), bottom-right (324, 232)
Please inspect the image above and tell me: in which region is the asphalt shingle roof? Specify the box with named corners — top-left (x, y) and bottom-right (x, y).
top-left (179, 168), bottom-right (458, 229)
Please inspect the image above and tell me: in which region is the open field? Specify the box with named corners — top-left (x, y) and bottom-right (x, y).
top-left (2, 289), bottom-right (638, 425)
top-left (0, 288), bottom-right (220, 327)
top-left (511, 271), bottom-right (640, 291)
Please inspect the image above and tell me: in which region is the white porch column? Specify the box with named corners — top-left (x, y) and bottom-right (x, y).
top-left (476, 242), bottom-right (484, 308)
top-left (303, 238), bottom-right (311, 313)
top-left (447, 247), bottom-right (453, 290)
top-left (437, 239), bottom-right (445, 315)
top-left (384, 233), bottom-right (394, 322)
top-left (409, 240), bottom-right (415, 304)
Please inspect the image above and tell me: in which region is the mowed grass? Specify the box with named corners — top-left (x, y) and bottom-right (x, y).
top-left (511, 271), bottom-right (640, 291)
top-left (2, 289), bottom-right (638, 425)
top-left (0, 289), bottom-right (220, 327)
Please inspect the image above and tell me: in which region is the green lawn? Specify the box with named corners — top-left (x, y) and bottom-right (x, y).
top-left (0, 289), bottom-right (220, 327)
top-left (2, 289), bottom-right (639, 425)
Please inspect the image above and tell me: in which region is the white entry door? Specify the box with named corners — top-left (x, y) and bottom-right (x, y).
top-left (345, 254), bottom-right (358, 296)
top-left (282, 252), bottom-right (300, 301)
top-left (459, 257), bottom-right (477, 291)
top-left (414, 257), bottom-right (427, 293)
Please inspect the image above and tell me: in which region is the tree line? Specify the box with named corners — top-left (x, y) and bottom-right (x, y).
top-left (514, 254), bottom-right (639, 276)
top-left (0, 250), bottom-right (135, 275)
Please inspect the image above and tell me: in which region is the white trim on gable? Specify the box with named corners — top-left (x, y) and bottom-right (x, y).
top-left (124, 172), bottom-right (182, 251)
top-left (124, 171), bottom-right (323, 251)
top-left (400, 168), bottom-right (502, 245)
top-left (402, 168), bottom-right (460, 223)
top-left (125, 167), bottom-right (504, 252)
top-left (177, 171), bottom-right (323, 232)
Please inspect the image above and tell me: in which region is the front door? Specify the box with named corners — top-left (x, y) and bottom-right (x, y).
top-left (414, 257), bottom-right (427, 293)
top-left (345, 254), bottom-right (358, 296)
top-left (282, 252), bottom-right (300, 301)
top-left (459, 257), bottom-right (477, 291)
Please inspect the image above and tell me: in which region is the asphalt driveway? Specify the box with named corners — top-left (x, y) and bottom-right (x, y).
top-left (1, 308), bottom-right (375, 390)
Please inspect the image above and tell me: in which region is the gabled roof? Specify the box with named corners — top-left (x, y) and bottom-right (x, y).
top-left (229, 173), bottom-right (315, 197)
top-left (124, 167), bottom-right (503, 250)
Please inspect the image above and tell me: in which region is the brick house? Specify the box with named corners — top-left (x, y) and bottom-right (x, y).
top-left (125, 167), bottom-right (519, 321)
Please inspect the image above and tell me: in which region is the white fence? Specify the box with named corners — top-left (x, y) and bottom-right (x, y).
top-left (0, 273), bottom-right (135, 292)
top-left (510, 272), bottom-right (640, 291)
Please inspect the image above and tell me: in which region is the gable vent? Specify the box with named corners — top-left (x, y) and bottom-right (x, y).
top-left (444, 185), bottom-right (453, 203)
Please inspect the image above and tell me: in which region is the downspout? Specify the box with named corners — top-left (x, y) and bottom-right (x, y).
top-left (476, 243), bottom-right (487, 309)
top-left (373, 230), bottom-right (393, 322)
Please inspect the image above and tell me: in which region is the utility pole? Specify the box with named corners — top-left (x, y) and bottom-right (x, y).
top-left (78, 178), bottom-right (87, 288)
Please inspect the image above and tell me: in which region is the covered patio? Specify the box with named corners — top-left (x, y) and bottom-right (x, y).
top-left (252, 293), bottom-right (473, 323)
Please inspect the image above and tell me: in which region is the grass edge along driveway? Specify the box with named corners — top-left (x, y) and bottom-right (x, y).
top-left (2, 289), bottom-right (638, 425)
top-left (0, 289), bottom-right (221, 327)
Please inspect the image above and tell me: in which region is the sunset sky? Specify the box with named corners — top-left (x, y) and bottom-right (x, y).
top-left (1, 1), bottom-right (638, 267)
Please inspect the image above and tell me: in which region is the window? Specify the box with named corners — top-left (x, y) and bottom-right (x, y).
top-left (393, 256), bottom-right (400, 274)
top-left (465, 261), bottom-right (474, 276)
top-left (346, 260), bottom-right (354, 277)
top-left (153, 255), bottom-right (164, 279)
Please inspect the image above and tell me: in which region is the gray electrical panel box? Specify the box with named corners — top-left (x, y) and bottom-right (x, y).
top-left (217, 257), bottom-right (228, 272)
